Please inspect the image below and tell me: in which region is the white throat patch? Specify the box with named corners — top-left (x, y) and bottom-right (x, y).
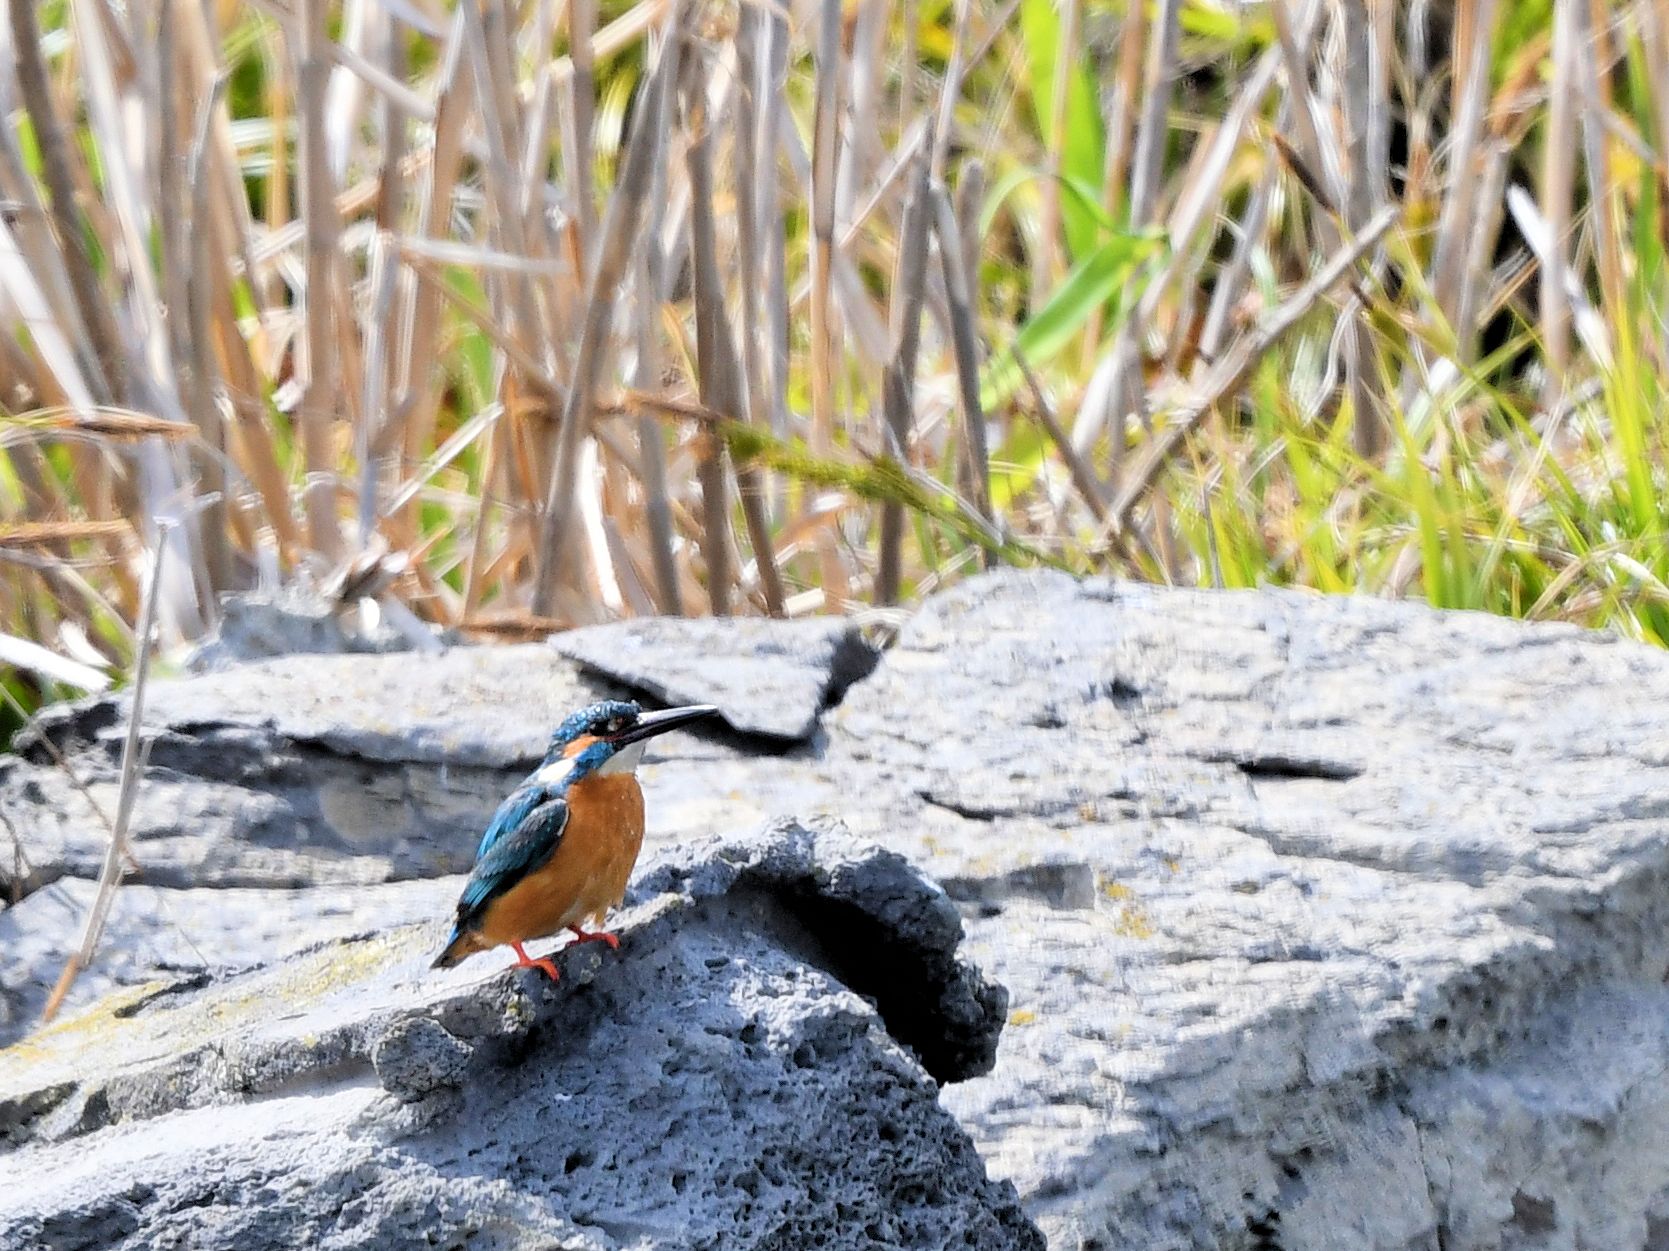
top-left (534, 738), bottom-right (646, 784)
top-left (601, 740), bottom-right (647, 775)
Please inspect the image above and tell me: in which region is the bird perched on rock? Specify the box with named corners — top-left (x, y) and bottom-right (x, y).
top-left (432, 699), bottom-right (718, 980)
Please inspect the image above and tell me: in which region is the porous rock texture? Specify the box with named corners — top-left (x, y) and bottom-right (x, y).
top-left (0, 822), bottom-right (1033, 1250)
top-left (8, 570), bottom-right (1669, 1249)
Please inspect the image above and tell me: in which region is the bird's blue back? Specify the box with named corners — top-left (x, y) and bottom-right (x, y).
top-left (456, 788), bottom-right (569, 920)
top-left (475, 782), bottom-right (547, 860)
top-left (476, 739), bottom-right (613, 859)
top-left (451, 740), bottom-right (615, 936)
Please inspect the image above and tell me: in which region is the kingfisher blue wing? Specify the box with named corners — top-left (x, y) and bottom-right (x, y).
top-left (454, 788), bottom-right (570, 928)
top-left (475, 779), bottom-right (550, 860)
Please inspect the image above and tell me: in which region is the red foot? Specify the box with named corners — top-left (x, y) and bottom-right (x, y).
top-left (510, 941), bottom-right (561, 982)
top-left (567, 925), bottom-right (620, 951)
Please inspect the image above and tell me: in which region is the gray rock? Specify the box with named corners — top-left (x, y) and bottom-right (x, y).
top-left (372, 1015), bottom-right (474, 1102)
top-left (0, 876), bottom-right (460, 1042)
top-left (1, 644), bottom-right (684, 895)
top-left (1, 619), bottom-right (871, 900)
top-left (553, 616), bottom-right (877, 742)
top-left (13, 569), bottom-right (1669, 1248)
top-left (0, 821), bottom-right (1037, 1250)
top-left (186, 588), bottom-right (372, 672)
top-left (824, 571), bottom-right (1669, 1249)
top-left (186, 585), bottom-right (448, 673)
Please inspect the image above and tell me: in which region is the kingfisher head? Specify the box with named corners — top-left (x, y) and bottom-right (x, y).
top-left (537, 699), bottom-right (718, 783)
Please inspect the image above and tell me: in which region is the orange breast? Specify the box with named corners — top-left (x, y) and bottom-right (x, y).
top-left (477, 773), bottom-right (646, 947)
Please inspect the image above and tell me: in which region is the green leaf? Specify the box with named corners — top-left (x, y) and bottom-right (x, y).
top-left (979, 230), bottom-right (1162, 412)
top-left (988, 422), bottom-right (1050, 513)
top-left (1020, 0), bottom-right (1106, 261)
top-left (979, 163), bottom-right (1040, 241)
top-left (1179, 0), bottom-right (1270, 47)
top-left (444, 266), bottom-right (495, 412)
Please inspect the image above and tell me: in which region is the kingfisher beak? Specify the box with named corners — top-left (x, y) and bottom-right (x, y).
top-left (609, 704), bottom-right (720, 747)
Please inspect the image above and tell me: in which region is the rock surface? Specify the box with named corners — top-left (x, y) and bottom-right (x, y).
top-left (185, 587), bottom-right (413, 672)
top-left (553, 615), bottom-right (877, 741)
top-left (821, 574), bottom-right (1669, 1251)
top-left (0, 821), bottom-right (1036, 1250)
top-left (0, 876), bottom-right (460, 1037)
top-left (10, 571), bottom-right (1669, 1249)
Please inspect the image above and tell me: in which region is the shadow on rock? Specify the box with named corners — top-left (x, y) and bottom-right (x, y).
top-left (0, 819), bottom-right (1040, 1251)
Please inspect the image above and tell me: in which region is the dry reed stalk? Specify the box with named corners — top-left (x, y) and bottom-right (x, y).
top-left (389, 10), bottom-right (472, 544)
top-left (530, 28), bottom-right (674, 617)
top-left (875, 142), bottom-right (934, 606)
top-left (259, 21), bottom-right (289, 309)
top-left (1198, 124), bottom-right (1282, 364)
top-left (1451, 142), bottom-right (1510, 363)
top-left (839, 0), bottom-right (887, 228)
top-left (0, 520), bottom-right (130, 546)
top-left (807, 0), bottom-right (846, 606)
top-left (1645, 2), bottom-right (1669, 174)
top-left (1271, 0), bottom-right (1348, 211)
top-left (0, 89), bottom-right (85, 357)
top-left (683, 49), bottom-right (753, 616)
top-left (732, 15), bottom-right (767, 322)
top-left (1139, 46), bottom-right (1284, 333)
top-left (1011, 343), bottom-right (1106, 524)
top-left (569, 0), bottom-right (599, 261)
top-left (357, 233), bottom-right (399, 544)
top-left (932, 0), bottom-right (971, 181)
top-left (1577, 0), bottom-right (1626, 332)
top-left (897, 0), bottom-right (917, 135)
top-left (1541, 0), bottom-right (1580, 400)
top-left (1074, 0), bottom-right (1181, 462)
top-left (369, 11), bottom-right (412, 456)
top-left (1124, 0), bottom-right (1182, 274)
top-left (0, 170), bottom-right (97, 412)
top-left (759, 0), bottom-right (790, 443)
top-left (731, 4), bottom-right (785, 572)
top-left (460, 407), bottom-right (507, 616)
top-left (1339, 0), bottom-right (1386, 458)
top-left (463, 0), bottom-right (557, 385)
top-left (932, 183), bottom-right (994, 558)
top-left (294, 0), bottom-right (346, 561)
top-left (516, 0), bottom-right (560, 257)
top-left (1081, 0), bottom-right (1147, 361)
top-left (10, 0), bottom-right (124, 407)
top-left (631, 20), bottom-right (684, 616)
top-left (808, 0), bottom-right (842, 456)
top-left (184, 65), bottom-right (237, 592)
top-left (1428, 0), bottom-right (1499, 331)
top-left (158, 0), bottom-right (190, 404)
top-left (953, 158), bottom-right (985, 312)
top-left (40, 521), bottom-right (168, 1025)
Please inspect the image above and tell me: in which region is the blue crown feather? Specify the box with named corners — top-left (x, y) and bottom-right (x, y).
top-left (548, 699), bottom-right (642, 755)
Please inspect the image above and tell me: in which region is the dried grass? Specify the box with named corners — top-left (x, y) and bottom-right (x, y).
top-left (4, 0), bottom-right (1669, 699)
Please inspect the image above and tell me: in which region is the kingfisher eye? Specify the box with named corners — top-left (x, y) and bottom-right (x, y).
top-left (600, 714), bottom-right (630, 736)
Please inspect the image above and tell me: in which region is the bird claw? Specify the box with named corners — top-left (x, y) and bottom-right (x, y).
top-left (510, 942), bottom-right (562, 982)
top-left (567, 925), bottom-right (620, 951)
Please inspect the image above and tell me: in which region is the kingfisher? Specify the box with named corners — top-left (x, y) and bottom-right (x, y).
top-left (431, 698), bottom-right (718, 980)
